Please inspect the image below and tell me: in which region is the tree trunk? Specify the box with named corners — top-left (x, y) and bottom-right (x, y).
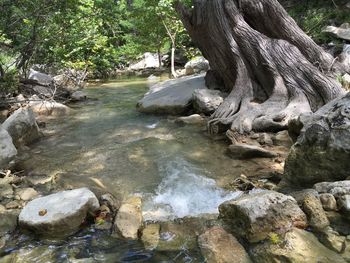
top-left (171, 45), bottom-right (178, 78)
top-left (175, 0), bottom-right (348, 134)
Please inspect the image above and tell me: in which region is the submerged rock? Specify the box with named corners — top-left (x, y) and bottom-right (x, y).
top-left (219, 191), bottom-right (307, 243)
top-left (2, 107), bottom-right (41, 147)
top-left (198, 226), bottom-right (252, 263)
top-left (113, 196), bottom-right (142, 240)
top-left (0, 127), bottom-right (17, 168)
top-left (228, 143), bottom-right (278, 159)
top-left (249, 228), bottom-right (346, 263)
top-left (137, 74), bottom-right (206, 115)
top-left (192, 89), bottom-right (225, 115)
top-left (176, 114), bottom-right (206, 125)
top-left (141, 223), bottom-right (160, 250)
top-left (19, 188), bottom-right (99, 237)
top-left (284, 93), bottom-right (350, 186)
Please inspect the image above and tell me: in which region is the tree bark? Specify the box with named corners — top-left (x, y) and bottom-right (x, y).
top-left (175, 0), bottom-right (348, 134)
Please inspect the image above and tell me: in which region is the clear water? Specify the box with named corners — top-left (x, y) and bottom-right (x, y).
top-left (1, 78), bottom-right (261, 262)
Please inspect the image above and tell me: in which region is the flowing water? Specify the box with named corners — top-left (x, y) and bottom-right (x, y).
top-left (1, 78), bottom-right (262, 262)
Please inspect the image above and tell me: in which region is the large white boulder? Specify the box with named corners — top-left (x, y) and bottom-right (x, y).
top-left (129, 52), bottom-right (160, 70)
top-left (19, 188), bottom-right (99, 237)
top-left (1, 107), bottom-right (41, 146)
top-left (137, 74), bottom-right (206, 115)
top-left (0, 127), bottom-right (17, 169)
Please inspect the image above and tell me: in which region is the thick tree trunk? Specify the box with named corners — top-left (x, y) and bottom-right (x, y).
top-left (171, 45), bottom-right (178, 78)
top-left (175, 0), bottom-right (348, 134)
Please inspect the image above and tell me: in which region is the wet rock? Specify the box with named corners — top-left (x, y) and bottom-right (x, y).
top-left (141, 223), bottom-right (160, 250)
top-left (284, 93), bottom-right (350, 186)
top-left (176, 114), bottom-right (206, 125)
top-left (2, 107), bottom-right (41, 147)
top-left (0, 127), bottom-right (17, 168)
top-left (29, 101), bottom-right (71, 116)
top-left (192, 89), bottom-right (225, 115)
top-left (137, 74), bottom-right (205, 115)
top-left (71, 91), bottom-right (87, 102)
top-left (272, 130), bottom-right (293, 147)
top-left (198, 226), bottom-right (252, 263)
top-left (19, 188), bottom-right (99, 237)
top-left (249, 228), bottom-right (346, 263)
top-left (323, 23), bottom-right (350, 41)
top-left (15, 188), bottom-right (39, 201)
top-left (320, 193), bottom-right (338, 211)
top-left (318, 227), bottom-right (346, 253)
top-left (302, 194), bottom-right (329, 231)
top-left (113, 196), bottom-right (142, 240)
top-left (25, 174), bottom-right (54, 186)
top-left (0, 210), bottom-right (19, 236)
top-left (184, 56), bottom-right (209, 75)
top-left (228, 144), bottom-right (278, 159)
top-left (219, 191), bottom-right (307, 243)
top-left (337, 195), bottom-right (350, 214)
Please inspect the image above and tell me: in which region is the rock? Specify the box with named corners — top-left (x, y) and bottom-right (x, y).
top-left (320, 193), bottom-right (338, 211)
top-left (337, 195), bottom-right (350, 214)
top-left (19, 188), bottom-right (99, 237)
top-left (15, 188), bottom-right (39, 201)
top-left (318, 227), bottom-right (346, 253)
top-left (205, 70), bottom-right (225, 90)
top-left (5, 201), bottom-right (21, 209)
top-left (0, 127), bottom-right (17, 168)
top-left (0, 205), bottom-right (5, 212)
top-left (284, 93), bottom-right (350, 186)
top-left (249, 228), bottom-right (346, 263)
top-left (113, 196), bottom-right (142, 240)
top-left (29, 101), bottom-right (71, 116)
top-left (176, 114), bottom-right (206, 125)
top-left (302, 194), bottom-right (329, 231)
top-left (272, 130), bottom-right (293, 147)
top-left (141, 223), bottom-right (160, 250)
top-left (314, 181), bottom-right (350, 198)
top-left (192, 89), bottom-right (225, 115)
top-left (288, 189), bottom-right (319, 205)
top-left (257, 133), bottom-right (273, 146)
top-left (71, 91), bottom-right (87, 101)
top-left (129, 52), bottom-right (160, 70)
top-left (0, 210), bottom-right (19, 236)
top-left (137, 74), bottom-right (206, 115)
top-left (228, 144), bottom-right (278, 159)
top-left (339, 45), bottom-right (350, 71)
top-left (184, 56), bottom-right (210, 75)
top-left (198, 226), bottom-right (252, 263)
top-left (323, 23), bottom-right (350, 41)
top-left (0, 181), bottom-right (14, 199)
top-left (28, 69), bottom-right (53, 86)
top-left (99, 193), bottom-right (121, 213)
top-left (287, 112), bottom-right (313, 142)
top-left (2, 107), bottom-right (41, 147)
top-left (219, 191), bottom-right (307, 243)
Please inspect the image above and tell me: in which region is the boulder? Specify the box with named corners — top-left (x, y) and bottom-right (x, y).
top-left (249, 228), bottom-right (346, 263)
top-left (228, 144), bottom-right (278, 159)
top-left (284, 93), bottom-right (350, 186)
top-left (219, 191), bottom-right (307, 243)
top-left (1, 107), bottom-right (41, 147)
top-left (0, 127), bottom-right (17, 168)
top-left (29, 101), bottom-right (71, 116)
top-left (113, 196), bottom-right (142, 240)
top-left (318, 227), bottom-right (346, 253)
top-left (198, 226), bottom-right (252, 263)
top-left (28, 69), bottom-right (53, 86)
top-left (137, 74), bottom-right (206, 115)
top-left (302, 194), bottom-right (329, 231)
top-left (129, 52), bottom-right (160, 70)
top-left (0, 210), bottom-right (20, 236)
top-left (288, 189), bottom-right (319, 205)
top-left (185, 56), bottom-right (210, 75)
top-left (319, 193), bottom-right (338, 211)
top-left (19, 188), bottom-right (99, 237)
top-left (192, 89), bottom-right (226, 115)
top-left (323, 23), bottom-right (350, 41)
top-left (71, 91), bottom-right (87, 102)
top-left (314, 181), bottom-right (350, 198)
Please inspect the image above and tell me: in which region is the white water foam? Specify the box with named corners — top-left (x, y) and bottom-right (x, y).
top-left (142, 157), bottom-right (242, 221)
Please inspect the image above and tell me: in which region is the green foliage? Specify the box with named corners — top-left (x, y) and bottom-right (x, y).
top-left (287, 0), bottom-right (350, 44)
top-left (268, 232), bottom-right (282, 245)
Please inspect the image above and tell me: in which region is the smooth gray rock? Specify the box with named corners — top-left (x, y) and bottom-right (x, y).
top-left (184, 56), bottom-right (209, 75)
top-left (137, 74), bottom-right (206, 115)
top-left (314, 181), bottom-right (350, 198)
top-left (320, 193), bottom-right (338, 211)
top-left (193, 89), bottom-right (225, 115)
top-left (228, 144), bottom-right (278, 159)
top-left (28, 69), bottom-right (53, 86)
top-left (0, 127), bottom-right (17, 168)
top-left (284, 93), bottom-right (350, 186)
top-left (219, 191), bottom-right (307, 243)
top-left (2, 107), bottom-right (40, 147)
top-left (19, 188), bottom-right (99, 237)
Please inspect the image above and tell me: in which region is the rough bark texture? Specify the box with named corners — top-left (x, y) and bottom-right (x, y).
top-left (175, 0), bottom-right (348, 134)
